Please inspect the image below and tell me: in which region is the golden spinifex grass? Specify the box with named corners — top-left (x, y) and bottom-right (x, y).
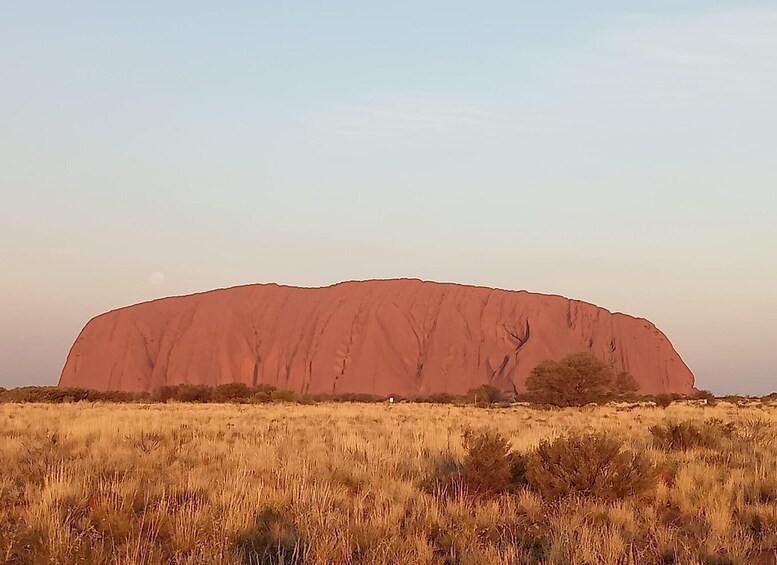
top-left (0, 402), bottom-right (776, 564)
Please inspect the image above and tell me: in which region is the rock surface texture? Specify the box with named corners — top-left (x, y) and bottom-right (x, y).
top-left (59, 279), bottom-right (695, 395)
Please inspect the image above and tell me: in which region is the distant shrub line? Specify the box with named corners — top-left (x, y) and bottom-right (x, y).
top-left (0, 382), bottom-right (733, 407)
top-left (2, 353), bottom-right (767, 406)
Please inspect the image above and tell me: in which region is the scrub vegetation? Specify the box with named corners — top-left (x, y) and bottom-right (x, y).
top-left (0, 400), bottom-right (776, 564)
top-left (0, 353), bottom-right (712, 408)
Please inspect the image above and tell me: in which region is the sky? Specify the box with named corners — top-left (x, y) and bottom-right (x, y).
top-left (1, 1), bottom-right (776, 394)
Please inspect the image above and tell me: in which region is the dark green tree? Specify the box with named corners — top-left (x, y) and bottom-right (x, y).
top-left (525, 352), bottom-right (638, 406)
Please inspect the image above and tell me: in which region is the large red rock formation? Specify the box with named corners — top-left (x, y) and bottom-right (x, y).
top-left (59, 279), bottom-right (695, 395)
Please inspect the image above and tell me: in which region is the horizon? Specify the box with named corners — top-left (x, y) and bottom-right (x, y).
top-left (2, 2), bottom-right (776, 395)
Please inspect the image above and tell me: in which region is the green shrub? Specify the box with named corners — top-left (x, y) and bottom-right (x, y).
top-left (693, 389), bottom-right (718, 406)
top-left (526, 432), bottom-right (658, 501)
top-left (271, 389), bottom-right (297, 403)
top-left (333, 392), bottom-right (385, 403)
top-left (97, 390), bottom-right (151, 402)
top-left (467, 384), bottom-right (508, 407)
top-left (0, 386), bottom-right (151, 403)
top-left (250, 392), bottom-right (274, 404)
top-left (212, 382), bottom-right (254, 403)
top-left (172, 384), bottom-right (212, 402)
top-left (250, 384), bottom-right (277, 403)
top-left (461, 428), bottom-right (527, 498)
top-left (654, 394), bottom-right (675, 408)
top-left (153, 385), bottom-right (177, 403)
top-left (524, 353), bottom-right (638, 407)
top-left (417, 392), bottom-right (458, 404)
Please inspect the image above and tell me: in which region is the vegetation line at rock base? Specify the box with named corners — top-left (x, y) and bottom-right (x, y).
top-left (5, 353), bottom-right (749, 407)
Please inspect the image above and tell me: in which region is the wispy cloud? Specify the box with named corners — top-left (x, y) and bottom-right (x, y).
top-left (312, 9), bottom-right (777, 141)
top-left (596, 9), bottom-right (777, 95)
top-left (316, 93), bottom-right (551, 141)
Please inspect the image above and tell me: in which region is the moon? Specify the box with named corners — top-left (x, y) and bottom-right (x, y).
top-left (149, 272), bottom-right (165, 285)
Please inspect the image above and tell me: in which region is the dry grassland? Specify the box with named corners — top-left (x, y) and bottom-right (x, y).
top-left (0, 401), bottom-right (775, 564)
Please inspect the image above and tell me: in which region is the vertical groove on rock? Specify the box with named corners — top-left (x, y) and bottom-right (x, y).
top-left (506, 319), bottom-right (531, 392)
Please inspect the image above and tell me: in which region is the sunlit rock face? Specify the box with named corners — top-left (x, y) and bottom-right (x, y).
top-left (59, 279), bottom-right (695, 395)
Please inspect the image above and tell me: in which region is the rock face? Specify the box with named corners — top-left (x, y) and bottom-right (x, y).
top-left (59, 279), bottom-right (695, 395)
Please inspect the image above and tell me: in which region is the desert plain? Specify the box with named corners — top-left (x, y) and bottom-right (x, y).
top-left (1, 400), bottom-right (775, 565)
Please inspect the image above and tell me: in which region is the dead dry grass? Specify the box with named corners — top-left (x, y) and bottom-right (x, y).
top-left (0, 401), bottom-right (775, 564)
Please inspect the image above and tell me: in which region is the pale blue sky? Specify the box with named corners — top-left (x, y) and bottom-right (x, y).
top-left (1, 1), bottom-right (775, 393)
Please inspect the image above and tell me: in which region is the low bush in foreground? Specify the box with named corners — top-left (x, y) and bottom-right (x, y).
top-left (453, 428), bottom-right (659, 503)
top-left (526, 432), bottom-right (659, 501)
top-left (460, 428), bottom-right (527, 498)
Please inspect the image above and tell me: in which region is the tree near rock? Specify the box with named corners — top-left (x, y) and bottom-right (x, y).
top-left (524, 352), bottom-right (638, 406)
top-left (467, 384), bottom-right (507, 406)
